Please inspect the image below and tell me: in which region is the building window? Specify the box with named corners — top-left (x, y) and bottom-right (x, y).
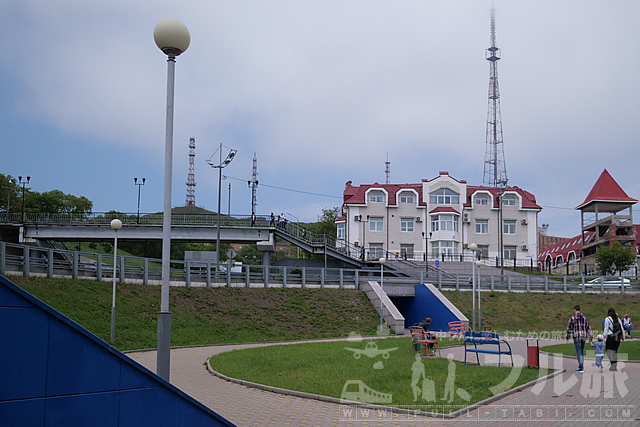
top-left (475, 194), bottom-right (489, 206)
top-left (400, 244), bottom-right (414, 260)
top-left (401, 218), bottom-right (414, 232)
top-left (400, 192), bottom-right (414, 203)
top-left (369, 191), bottom-right (384, 203)
top-left (369, 243), bottom-right (383, 258)
top-left (504, 246), bottom-right (517, 260)
top-left (431, 214), bottom-right (459, 232)
top-left (475, 219), bottom-right (488, 234)
top-left (503, 220), bottom-right (516, 234)
top-left (369, 217), bottom-right (383, 232)
top-left (432, 241), bottom-right (455, 259)
top-left (429, 188), bottom-right (459, 205)
top-left (478, 245), bottom-right (489, 258)
top-left (503, 195), bottom-right (516, 206)
top-left (337, 223), bottom-right (345, 239)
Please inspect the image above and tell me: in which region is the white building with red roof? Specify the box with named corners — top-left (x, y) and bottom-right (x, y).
top-left (336, 171), bottom-right (541, 262)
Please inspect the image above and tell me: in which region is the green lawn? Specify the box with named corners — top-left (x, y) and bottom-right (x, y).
top-left (542, 340), bottom-right (640, 360)
top-left (209, 337), bottom-right (546, 413)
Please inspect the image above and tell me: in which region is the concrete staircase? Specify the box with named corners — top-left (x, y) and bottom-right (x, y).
top-left (361, 281), bottom-right (405, 335)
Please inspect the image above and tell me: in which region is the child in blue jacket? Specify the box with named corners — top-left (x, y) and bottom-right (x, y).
top-left (591, 334), bottom-right (605, 370)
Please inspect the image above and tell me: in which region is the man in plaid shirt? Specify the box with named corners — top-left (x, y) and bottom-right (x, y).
top-left (566, 304), bottom-right (593, 373)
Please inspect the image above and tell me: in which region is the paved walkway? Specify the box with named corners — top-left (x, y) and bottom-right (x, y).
top-left (128, 337), bottom-right (640, 426)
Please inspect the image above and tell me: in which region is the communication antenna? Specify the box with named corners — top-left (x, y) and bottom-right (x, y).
top-left (248, 153), bottom-right (259, 225)
top-left (385, 153), bottom-right (390, 185)
top-left (482, 8), bottom-right (508, 187)
top-left (185, 137), bottom-right (196, 206)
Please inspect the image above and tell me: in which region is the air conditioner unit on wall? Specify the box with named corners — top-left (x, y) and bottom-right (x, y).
top-left (463, 213), bottom-right (470, 224)
top-left (521, 219), bottom-right (528, 225)
top-left (416, 217), bottom-right (422, 222)
top-left (522, 245), bottom-right (528, 250)
top-left (463, 243), bottom-right (469, 249)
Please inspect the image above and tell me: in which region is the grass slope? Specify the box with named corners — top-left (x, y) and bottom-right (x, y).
top-left (9, 276), bottom-right (640, 351)
top-left (441, 290), bottom-right (640, 334)
top-left (11, 276), bottom-right (380, 351)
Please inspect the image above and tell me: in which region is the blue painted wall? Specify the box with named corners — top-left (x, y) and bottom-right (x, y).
top-left (0, 275), bottom-right (234, 427)
top-left (391, 284), bottom-right (465, 332)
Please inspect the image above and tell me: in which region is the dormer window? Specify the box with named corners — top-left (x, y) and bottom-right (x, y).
top-left (429, 188), bottom-right (459, 205)
top-left (399, 192), bottom-right (414, 203)
top-left (369, 191), bottom-right (384, 203)
top-left (503, 195), bottom-right (516, 206)
top-left (475, 194), bottom-right (489, 206)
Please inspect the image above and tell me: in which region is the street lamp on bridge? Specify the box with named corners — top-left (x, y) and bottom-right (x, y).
top-left (18, 176), bottom-right (30, 223)
top-left (207, 143), bottom-right (237, 275)
top-left (134, 177), bottom-right (146, 224)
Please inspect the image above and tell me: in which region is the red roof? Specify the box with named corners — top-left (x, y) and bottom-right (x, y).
top-left (465, 186), bottom-right (542, 210)
top-left (342, 182), bottom-right (425, 206)
top-left (429, 206), bottom-right (459, 214)
top-left (538, 232), bottom-right (594, 266)
top-left (576, 169), bottom-right (637, 210)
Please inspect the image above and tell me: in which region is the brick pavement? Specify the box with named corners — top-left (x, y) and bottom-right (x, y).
top-left (127, 337), bottom-right (640, 426)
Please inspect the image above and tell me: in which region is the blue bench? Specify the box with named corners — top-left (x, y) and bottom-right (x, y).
top-left (463, 331), bottom-right (513, 367)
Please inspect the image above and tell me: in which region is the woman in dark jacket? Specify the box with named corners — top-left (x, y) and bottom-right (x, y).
top-left (604, 307), bottom-right (625, 371)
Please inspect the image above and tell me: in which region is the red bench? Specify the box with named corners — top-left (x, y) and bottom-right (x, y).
top-left (448, 321), bottom-right (470, 345)
top-left (409, 326), bottom-right (441, 358)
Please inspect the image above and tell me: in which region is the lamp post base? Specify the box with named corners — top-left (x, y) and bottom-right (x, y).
top-left (157, 311), bottom-right (172, 381)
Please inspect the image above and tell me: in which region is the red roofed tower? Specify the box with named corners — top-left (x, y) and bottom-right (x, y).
top-left (576, 169), bottom-right (637, 273)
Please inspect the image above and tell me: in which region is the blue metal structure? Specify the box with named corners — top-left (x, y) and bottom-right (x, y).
top-left (0, 274), bottom-right (234, 427)
top-left (392, 283), bottom-right (469, 332)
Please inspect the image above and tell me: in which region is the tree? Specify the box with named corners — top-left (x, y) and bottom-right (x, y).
top-left (595, 241), bottom-right (637, 275)
top-left (236, 244), bottom-right (262, 265)
top-left (0, 173), bottom-right (93, 215)
top-left (0, 173), bottom-right (21, 214)
top-left (308, 206), bottom-right (340, 237)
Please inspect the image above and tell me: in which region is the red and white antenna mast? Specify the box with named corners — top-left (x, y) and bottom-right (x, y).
top-left (483, 8), bottom-right (508, 187)
top-left (185, 137), bottom-right (196, 206)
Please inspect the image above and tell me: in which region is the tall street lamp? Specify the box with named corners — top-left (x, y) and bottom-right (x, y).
top-left (154, 17), bottom-right (190, 381)
top-left (379, 257), bottom-right (386, 332)
top-left (497, 179), bottom-right (508, 275)
top-left (422, 231), bottom-right (432, 274)
top-left (110, 219), bottom-right (122, 345)
top-left (207, 143), bottom-right (237, 276)
top-left (5, 178), bottom-right (13, 223)
top-left (18, 176), bottom-right (30, 223)
top-left (469, 243), bottom-right (481, 331)
top-left (134, 177), bottom-right (146, 224)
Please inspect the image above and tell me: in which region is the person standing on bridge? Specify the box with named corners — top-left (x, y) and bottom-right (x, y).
top-left (270, 212), bottom-right (275, 226)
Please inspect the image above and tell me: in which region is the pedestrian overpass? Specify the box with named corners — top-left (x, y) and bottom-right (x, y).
top-left (1, 212), bottom-right (385, 269)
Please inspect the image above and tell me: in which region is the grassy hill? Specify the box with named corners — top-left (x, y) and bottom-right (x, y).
top-left (10, 276), bottom-right (380, 351)
top-left (9, 276), bottom-right (640, 352)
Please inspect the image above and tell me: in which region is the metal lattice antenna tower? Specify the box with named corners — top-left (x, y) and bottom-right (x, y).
top-left (185, 137), bottom-right (196, 206)
top-left (248, 153), bottom-right (259, 222)
top-left (385, 153), bottom-right (390, 184)
top-left (482, 8), bottom-right (508, 187)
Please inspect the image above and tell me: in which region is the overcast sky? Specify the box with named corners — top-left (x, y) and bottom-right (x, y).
top-left (1, 1), bottom-right (639, 238)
